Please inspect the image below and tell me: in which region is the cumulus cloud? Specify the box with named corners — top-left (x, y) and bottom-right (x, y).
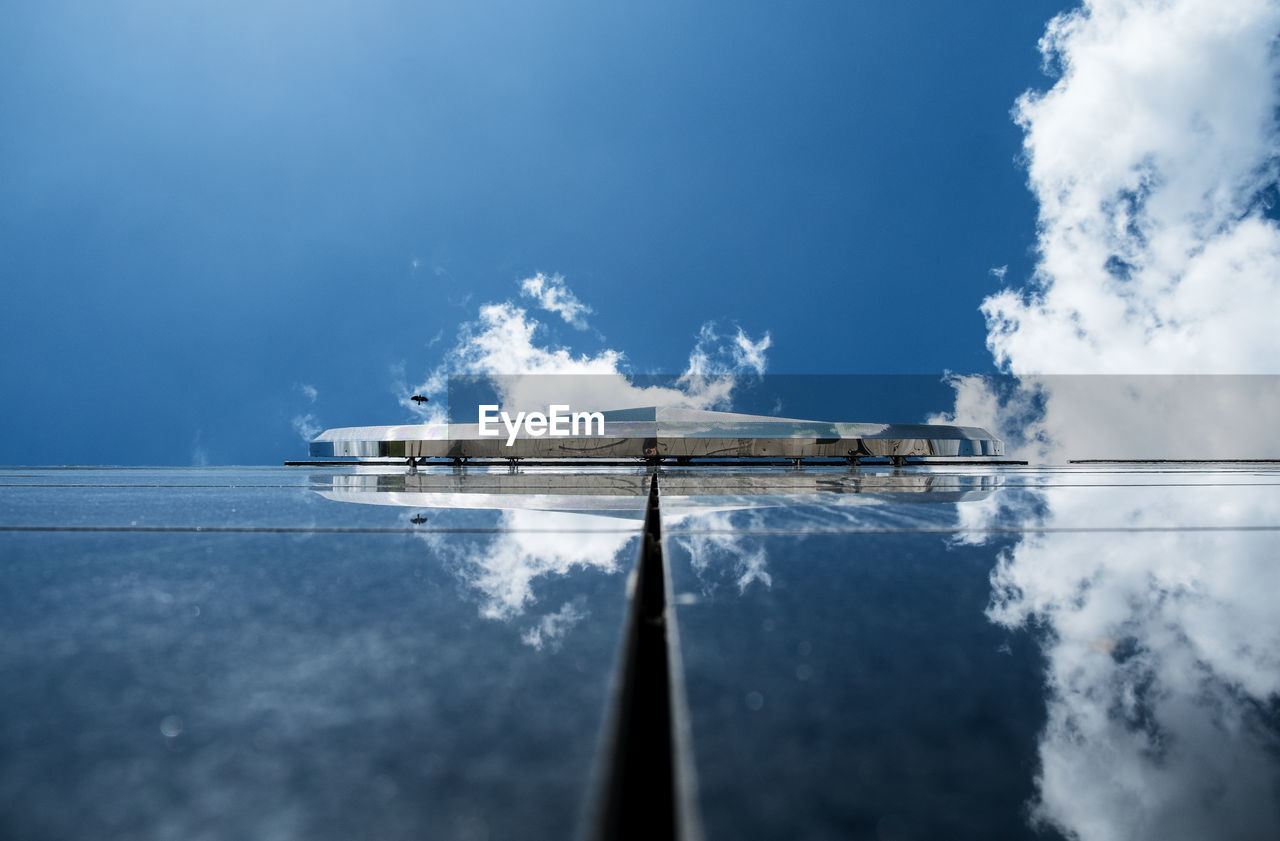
top-left (991, 0), bottom-right (1280, 376)
top-left (944, 0), bottom-right (1280, 461)
top-left (934, 373), bottom-right (1280, 462)
top-left (400, 275), bottom-right (772, 419)
top-left (519, 272), bottom-right (593, 329)
top-left (947, 5), bottom-right (1280, 836)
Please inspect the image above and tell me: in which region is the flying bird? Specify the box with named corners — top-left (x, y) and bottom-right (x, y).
top-left (411, 395), bottom-right (429, 405)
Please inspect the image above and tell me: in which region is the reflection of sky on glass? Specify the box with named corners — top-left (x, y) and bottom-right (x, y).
top-left (972, 472), bottom-right (1280, 841)
top-left (318, 468), bottom-right (646, 647)
top-left (304, 463), bottom-right (1280, 838)
top-left (0, 470), bottom-right (632, 840)
top-left (671, 509), bottom-right (774, 595)
top-left (657, 466), bottom-right (1280, 840)
top-left (5, 464), bottom-right (1278, 837)
top-left (418, 508), bottom-right (638, 635)
top-left (321, 468), bottom-right (1003, 644)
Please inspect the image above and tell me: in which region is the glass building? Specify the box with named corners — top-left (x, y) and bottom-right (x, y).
top-left (2, 401), bottom-right (1278, 840)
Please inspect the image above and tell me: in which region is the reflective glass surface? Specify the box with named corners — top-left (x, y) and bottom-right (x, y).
top-left (665, 465), bottom-right (1280, 841)
top-left (0, 467), bottom-right (638, 841)
top-left (3, 464), bottom-right (1278, 840)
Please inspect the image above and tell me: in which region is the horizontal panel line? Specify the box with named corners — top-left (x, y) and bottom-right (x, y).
top-left (288, 460), bottom-right (1027, 467)
top-left (7, 482), bottom-right (1279, 491)
top-left (0, 484), bottom-right (314, 489)
top-left (4, 525), bottom-right (1274, 536)
top-left (1070, 459), bottom-right (1280, 464)
top-left (0, 526), bottom-right (640, 535)
top-left (666, 525), bottom-right (1280, 535)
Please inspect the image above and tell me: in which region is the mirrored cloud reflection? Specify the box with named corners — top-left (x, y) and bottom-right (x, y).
top-left (316, 469), bottom-right (1000, 643)
top-left (318, 467), bottom-right (1280, 837)
top-left (974, 476), bottom-right (1280, 841)
top-left (318, 471), bottom-right (645, 649)
top-left (662, 470), bottom-right (1002, 598)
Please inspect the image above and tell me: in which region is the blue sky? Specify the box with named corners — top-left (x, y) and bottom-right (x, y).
top-left (4, 1), bottom-right (1277, 465)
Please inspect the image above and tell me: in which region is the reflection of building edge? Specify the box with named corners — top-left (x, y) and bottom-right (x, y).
top-left (308, 407), bottom-right (1004, 462)
top-left (315, 470), bottom-right (999, 515)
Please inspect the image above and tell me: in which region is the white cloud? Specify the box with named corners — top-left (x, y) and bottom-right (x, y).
top-left (290, 385), bottom-right (321, 443)
top-left (944, 0), bottom-right (1280, 461)
top-left (935, 374), bottom-right (1280, 463)
top-left (675, 322), bottom-right (772, 407)
top-left (988, 0), bottom-right (1280, 375)
top-left (401, 275), bottom-right (772, 418)
top-left (944, 6), bottom-right (1280, 835)
top-left (291, 413), bottom-right (322, 442)
top-left (519, 272), bottom-right (593, 329)
top-left (733, 328), bottom-right (772, 376)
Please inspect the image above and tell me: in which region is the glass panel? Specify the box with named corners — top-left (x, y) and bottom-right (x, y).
top-left (0, 466), bottom-right (649, 530)
top-left (0, 467), bottom-right (639, 840)
top-left (665, 465), bottom-right (1280, 841)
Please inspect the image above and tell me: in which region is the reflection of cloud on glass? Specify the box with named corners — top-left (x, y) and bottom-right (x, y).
top-left (319, 469), bottom-right (998, 646)
top-left (671, 510), bottom-right (772, 595)
top-left (985, 483), bottom-right (1280, 841)
top-left (439, 509), bottom-right (636, 629)
top-left (520, 598), bottom-right (590, 651)
top-left (666, 472), bottom-right (1004, 596)
top-left (948, 481), bottom-right (1044, 547)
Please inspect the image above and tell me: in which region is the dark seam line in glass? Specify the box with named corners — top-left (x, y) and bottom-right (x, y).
top-left (595, 473), bottom-right (679, 841)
